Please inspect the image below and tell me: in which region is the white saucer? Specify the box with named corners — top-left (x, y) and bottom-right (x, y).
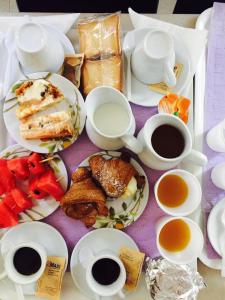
top-left (0, 222), bottom-right (68, 295)
top-left (207, 197), bottom-right (225, 268)
top-left (123, 28), bottom-right (191, 107)
top-left (70, 228), bottom-right (139, 299)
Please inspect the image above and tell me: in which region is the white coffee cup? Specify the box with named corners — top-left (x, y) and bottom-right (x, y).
top-left (0, 241), bottom-right (47, 285)
top-left (211, 162), bottom-right (225, 190)
top-left (15, 22), bottom-right (64, 73)
top-left (206, 119), bottom-right (225, 152)
top-left (154, 169), bottom-right (202, 216)
top-left (156, 216), bottom-right (204, 264)
top-left (137, 113), bottom-right (207, 170)
top-left (85, 253), bottom-right (126, 300)
top-left (85, 86), bottom-right (143, 153)
top-left (131, 30), bottom-right (176, 86)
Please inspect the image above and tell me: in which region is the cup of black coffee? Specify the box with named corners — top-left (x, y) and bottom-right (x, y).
top-left (137, 114), bottom-right (207, 170)
top-left (86, 254), bottom-right (126, 299)
top-left (1, 241), bottom-right (47, 285)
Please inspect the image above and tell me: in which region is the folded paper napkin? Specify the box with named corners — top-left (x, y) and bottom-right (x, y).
top-left (0, 13), bottom-right (79, 101)
top-left (128, 8), bottom-right (208, 94)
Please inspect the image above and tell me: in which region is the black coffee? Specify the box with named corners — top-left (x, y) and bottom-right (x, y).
top-left (151, 124), bottom-right (185, 159)
top-left (13, 247), bottom-right (42, 276)
top-left (92, 258), bottom-right (120, 285)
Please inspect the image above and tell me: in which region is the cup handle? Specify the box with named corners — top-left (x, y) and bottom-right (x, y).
top-left (94, 294), bottom-right (101, 300)
top-left (182, 149), bottom-right (208, 166)
top-left (15, 283), bottom-right (25, 300)
top-left (121, 134), bottom-right (143, 154)
top-left (164, 62), bottom-right (176, 87)
top-left (0, 270), bottom-right (7, 280)
top-left (117, 290), bottom-right (125, 299)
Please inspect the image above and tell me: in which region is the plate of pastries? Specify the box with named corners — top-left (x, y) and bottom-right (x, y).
top-left (3, 72), bottom-right (86, 153)
top-left (0, 144), bottom-right (68, 230)
top-left (61, 151), bottom-right (149, 228)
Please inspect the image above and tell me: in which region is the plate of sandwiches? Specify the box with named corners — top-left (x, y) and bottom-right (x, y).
top-left (0, 144), bottom-right (68, 231)
top-left (60, 151), bottom-right (149, 229)
top-left (3, 72), bottom-right (86, 153)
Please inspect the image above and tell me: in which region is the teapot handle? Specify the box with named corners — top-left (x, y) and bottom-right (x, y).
top-left (164, 62), bottom-right (176, 87)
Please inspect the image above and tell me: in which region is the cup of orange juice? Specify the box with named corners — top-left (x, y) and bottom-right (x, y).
top-left (154, 169), bottom-right (202, 216)
top-left (156, 216), bottom-right (204, 264)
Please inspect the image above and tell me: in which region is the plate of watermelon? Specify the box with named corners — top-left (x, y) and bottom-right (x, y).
top-left (0, 144), bottom-right (68, 229)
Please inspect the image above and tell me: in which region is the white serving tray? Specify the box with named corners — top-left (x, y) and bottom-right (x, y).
top-left (194, 8), bottom-right (222, 270)
top-left (0, 19), bottom-right (197, 299)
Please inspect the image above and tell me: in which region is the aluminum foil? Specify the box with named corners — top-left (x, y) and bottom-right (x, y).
top-left (145, 258), bottom-right (206, 300)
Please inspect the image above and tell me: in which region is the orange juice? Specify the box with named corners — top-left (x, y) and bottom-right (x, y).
top-left (157, 174), bottom-right (188, 207)
top-left (159, 219), bottom-right (191, 252)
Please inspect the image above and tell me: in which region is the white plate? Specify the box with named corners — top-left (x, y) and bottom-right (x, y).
top-left (0, 221), bottom-right (68, 295)
top-left (77, 151), bottom-right (149, 229)
top-left (3, 72), bottom-right (86, 153)
top-left (0, 144), bottom-right (68, 224)
top-left (207, 197), bottom-right (225, 269)
top-left (123, 28), bottom-right (191, 107)
top-left (70, 228), bottom-right (139, 299)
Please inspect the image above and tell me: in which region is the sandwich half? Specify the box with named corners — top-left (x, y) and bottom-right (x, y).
top-left (15, 79), bottom-right (64, 121)
top-left (20, 111), bottom-right (75, 140)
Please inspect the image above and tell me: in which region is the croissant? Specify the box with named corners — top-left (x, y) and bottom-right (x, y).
top-left (89, 155), bottom-right (137, 198)
top-left (61, 167), bottom-right (108, 227)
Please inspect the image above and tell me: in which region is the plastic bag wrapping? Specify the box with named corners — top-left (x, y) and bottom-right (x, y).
top-left (77, 12), bottom-right (123, 96)
top-left (82, 55), bottom-right (122, 96)
top-left (145, 258), bottom-right (206, 300)
top-left (61, 54), bottom-right (84, 88)
top-left (77, 12), bottom-right (121, 59)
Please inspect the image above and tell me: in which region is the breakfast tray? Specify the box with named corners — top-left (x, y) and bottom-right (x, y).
top-left (0, 13), bottom-right (198, 300)
top-left (194, 7), bottom-right (222, 270)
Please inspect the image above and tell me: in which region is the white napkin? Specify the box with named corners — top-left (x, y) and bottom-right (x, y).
top-left (128, 8), bottom-right (208, 94)
top-left (0, 13), bottom-right (79, 101)
top-left (0, 13), bottom-right (79, 34)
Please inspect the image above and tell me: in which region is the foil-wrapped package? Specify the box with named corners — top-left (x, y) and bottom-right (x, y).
top-left (145, 258), bottom-right (205, 300)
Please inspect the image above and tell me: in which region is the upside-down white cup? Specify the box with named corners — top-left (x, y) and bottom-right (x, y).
top-left (15, 22), bottom-right (64, 73)
top-left (131, 29), bottom-right (176, 86)
top-left (211, 162), bottom-right (225, 190)
top-left (154, 169), bottom-right (202, 216)
top-left (206, 119), bottom-right (225, 152)
top-left (156, 216), bottom-right (204, 265)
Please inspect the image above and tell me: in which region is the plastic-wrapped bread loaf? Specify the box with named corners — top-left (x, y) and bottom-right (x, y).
top-left (78, 13), bottom-right (121, 59)
top-left (82, 55), bottom-right (123, 96)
